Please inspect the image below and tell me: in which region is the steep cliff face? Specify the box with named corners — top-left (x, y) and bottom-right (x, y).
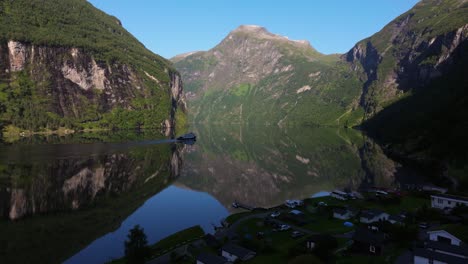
top-left (0, 0), bottom-right (185, 134)
top-left (345, 0), bottom-right (468, 116)
top-left (348, 0), bottom-right (468, 188)
top-left (174, 25), bottom-right (362, 126)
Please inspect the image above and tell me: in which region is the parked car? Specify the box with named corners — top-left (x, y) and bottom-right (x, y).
top-left (317, 201), bottom-right (328, 207)
top-left (291, 231), bottom-right (304, 238)
top-left (285, 200), bottom-right (297, 208)
top-left (285, 200), bottom-right (304, 208)
top-left (279, 224), bottom-right (291, 231)
top-left (270, 211), bottom-right (281, 218)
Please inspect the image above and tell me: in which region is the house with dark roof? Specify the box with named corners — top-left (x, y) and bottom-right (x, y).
top-left (221, 243), bottom-right (256, 262)
top-left (388, 214), bottom-right (406, 225)
top-left (422, 184), bottom-right (448, 194)
top-left (359, 209), bottom-right (389, 224)
top-left (351, 226), bottom-right (386, 255)
top-left (427, 230), bottom-right (463, 246)
top-left (203, 234), bottom-right (221, 249)
top-left (431, 194), bottom-right (468, 211)
top-left (413, 230), bottom-right (468, 264)
top-left (333, 207), bottom-right (358, 220)
top-left (196, 252), bottom-right (231, 264)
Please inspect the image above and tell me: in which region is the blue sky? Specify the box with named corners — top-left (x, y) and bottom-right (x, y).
top-left (88, 0), bottom-right (420, 59)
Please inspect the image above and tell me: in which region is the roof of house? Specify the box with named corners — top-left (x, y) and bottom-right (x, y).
top-left (414, 248), bottom-right (467, 264)
top-left (427, 230), bottom-right (462, 243)
top-left (289, 210), bottom-right (304, 215)
top-left (333, 208), bottom-right (348, 215)
top-left (389, 214), bottom-right (405, 223)
top-left (431, 194), bottom-right (468, 202)
top-left (361, 209), bottom-right (387, 220)
top-left (222, 243), bottom-right (255, 258)
top-left (352, 227), bottom-right (385, 245)
top-left (331, 190), bottom-right (347, 195)
top-left (204, 234), bottom-right (220, 248)
top-left (426, 241), bottom-right (468, 256)
top-left (197, 252), bottom-right (229, 264)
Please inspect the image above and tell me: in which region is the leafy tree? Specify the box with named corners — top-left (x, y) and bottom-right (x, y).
top-left (124, 225), bottom-right (150, 264)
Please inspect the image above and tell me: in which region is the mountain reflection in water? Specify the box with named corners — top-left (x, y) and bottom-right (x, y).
top-left (0, 125), bottom-right (429, 264)
top-left (178, 124), bottom-right (404, 210)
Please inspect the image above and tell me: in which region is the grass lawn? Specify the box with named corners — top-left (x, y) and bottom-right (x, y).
top-left (149, 225), bottom-right (205, 255)
top-left (225, 211), bottom-right (259, 224)
top-left (303, 215), bottom-right (354, 235)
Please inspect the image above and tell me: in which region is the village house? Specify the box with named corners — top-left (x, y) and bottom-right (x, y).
top-left (359, 209), bottom-right (389, 224)
top-left (414, 230), bottom-right (468, 264)
top-left (351, 226), bottom-right (386, 255)
top-left (221, 243), bottom-right (256, 262)
top-left (388, 214), bottom-right (406, 225)
top-left (333, 207), bottom-right (358, 220)
top-left (197, 252), bottom-right (231, 264)
top-left (431, 194), bottom-right (468, 211)
top-left (330, 190), bottom-right (348, 200)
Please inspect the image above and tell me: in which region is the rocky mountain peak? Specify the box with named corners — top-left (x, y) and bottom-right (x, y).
top-left (227, 24), bottom-right (313, 49)
top-left (232, 24), bottom-right (269, 34)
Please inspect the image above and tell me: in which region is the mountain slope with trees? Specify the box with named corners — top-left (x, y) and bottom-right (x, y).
top-left (173, 25), bottom-right (363, 127)
top-left (0, 0), bottom-right (185, 138)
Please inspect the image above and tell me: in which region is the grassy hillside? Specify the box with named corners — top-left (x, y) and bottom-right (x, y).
top-left (0, 0), bottom-right (171, 80)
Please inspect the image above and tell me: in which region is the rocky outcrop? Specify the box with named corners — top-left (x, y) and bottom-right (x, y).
top-left (169, 70), bottom-right (187, 125)
top-left (7, 41), bottom-right (27, 72)
top-left (0, 40), bottom-right (185, 129)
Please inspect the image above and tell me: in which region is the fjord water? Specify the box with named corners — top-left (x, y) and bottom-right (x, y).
top-left (0, 125), bottom-right (417, 263)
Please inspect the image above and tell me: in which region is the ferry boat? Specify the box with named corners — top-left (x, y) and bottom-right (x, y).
top-left (176, 132), bottom-right (196, 141)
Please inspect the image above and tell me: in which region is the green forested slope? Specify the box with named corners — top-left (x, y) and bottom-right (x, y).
top-left (0, 0), bottom-right (184, 137)
top-left (0, 0), bottom-right (171, 79)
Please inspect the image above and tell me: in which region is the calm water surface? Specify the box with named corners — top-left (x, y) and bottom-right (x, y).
top-left (0, 125), bottom-right (428, 263)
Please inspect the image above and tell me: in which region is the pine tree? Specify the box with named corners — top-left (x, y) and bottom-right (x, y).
top-left (124, 225), bottom-right (150, 264)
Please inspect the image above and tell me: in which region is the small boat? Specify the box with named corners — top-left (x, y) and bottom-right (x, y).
top-left (176, 132), bottom-right (196, 141)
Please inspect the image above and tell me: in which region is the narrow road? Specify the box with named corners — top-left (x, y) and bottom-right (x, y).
top-left (215, 212), bottom-right (271, 240)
